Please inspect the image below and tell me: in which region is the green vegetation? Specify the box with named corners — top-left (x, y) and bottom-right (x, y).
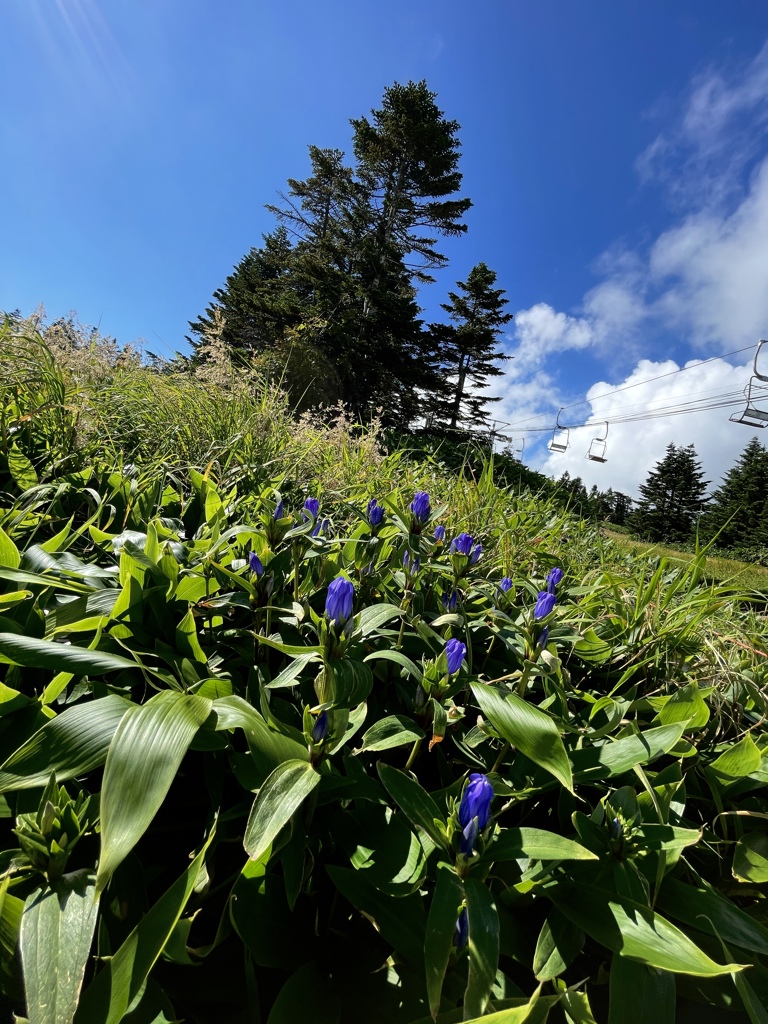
top-left (1, 321), bottom-right (768, 1023)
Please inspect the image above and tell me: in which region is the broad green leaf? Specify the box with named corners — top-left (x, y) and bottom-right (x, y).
top-left (96, 691), bottom-right (212, 893)
top-left (639, 824), bottom-right (701, 854)
top-left (0, 633), bottom-right (139, 675)
top-left (471, 683), bottom-right (573, 792)
top-left (0, 589), bottom-right (32, 610)
top-left (331, 658), bottom-right (373, 709)
top-left (326, 866), bottom-right (426, 967)
top-left (655, 682), bottom-right (709, 730)
top-left (608, 955), bottom-right (675, 1024)
top-left (658, 878), bottom-right (768, 956)
top-left (0, 527), bottom-right (20, 569)
top-left (266, 961), bottom-right (341, 1024)
top-left (0, 695), bottom-right (130, 792)
top-left (734, 833), bottom-right (768, 883)
top-left (243, 759), bottom-right (320, 862)
top-left (533, 908), bottom-right (585, 981)
top-left (265, 654), bottom-right (319, 689)
top-left (20, 873), bottom-right (99, 1024)
top-left (0, 877), bottom-right (24, 1002)
top-left (488, 827), bottom-right (597, 863)
top-left (8, 443), bottom-right (38, 490)
top-left (378, 763), bottom-right (449, 851)
top-left (549, 882), bottom-right (748, 976)
top-left (356, 603), bottom-right (403, 636)
top-left (570, 723), bottom-right (686, 781)
top-left (462, 987), bottom-right (544, 1024)
top-left (175, 608), bottom-right (207, 663)
top-left (710, 923), bottom-right (768, 1024)
top-left (464, 878), bottom-right (499, 1021)
top-left (212, 695), bottom-right (308, 779)
top-left (348, 805), bottom-right (427, 897)
top-left (364, 649), bottom-right (423, 681)
top-left (425, 863), bottom-right (465, 1019)
top-left (573, 628), bottom-right (612, 664)
top-left (709, 735), bottom-right (762, 785)
top-left (75, 835), bottom-right (212, 1024)
top-left (357, 715), bottom-right (424, 753)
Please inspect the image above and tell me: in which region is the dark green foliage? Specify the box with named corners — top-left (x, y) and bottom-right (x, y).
top-left (630, 443), bottom-right (709, 543)
top-left (700, 437), bottom-right (768, 550)
top-left (428, 262), bottom-right (513, 431)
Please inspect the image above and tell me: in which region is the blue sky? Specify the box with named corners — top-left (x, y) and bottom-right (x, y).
top-left (3, 0), bottom-right (768, 495)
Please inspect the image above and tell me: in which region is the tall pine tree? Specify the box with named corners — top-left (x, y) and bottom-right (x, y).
top-left (630, 443), bottom-right (709, 543)
top-left (428, 262), bottom-right (512, 430)
top-left (699, 437), bottom-right (768, 550)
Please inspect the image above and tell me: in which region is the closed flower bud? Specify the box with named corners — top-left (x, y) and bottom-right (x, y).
top-left (410, 491), bottom-right (431, 524)
top-left (459, 773), bottom-right (493, 831)
top-left (453, 907), bottom-right (469, 950)
top-left (433, 524), bottom-right (445, 543)
top-left (546, 567), bottom-right (564, 594)
top-left (445, 638), bottom-right (466, 675)
top-left (303, 497), bottom-right (320, 520)
top-left (442, 590), bottom-right (459, 612)
top-left (273, 498), bottom-right (284, 520)
top-left (311, 710), bottom-right (329, 744)
top-left (248, 551), bottom-right (264, 577)
top-left (469, 543), bottom-right (482, 565)
top-left (325, 575), bottom-right (354, 626)
top-left (450, 532), bottom-right (474, 556)
top-left (537, 625), bottom-right (549, 649)
top-left (534, 590), bottom-right (556, 620)
top-left (367, 498), bottom-right (384, 527)
top-left (500, 576), bottom-right (513, 592)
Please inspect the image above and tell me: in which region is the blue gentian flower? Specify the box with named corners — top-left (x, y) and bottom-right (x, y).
top-left (325, 576), bottom-right (354, 626)
top-left (403, 550), bottom-right (420, 574)
top-left (442, 590), bottom-right (459, 612)
top-left (500, 576), bottom-right (513, 592)
top-left (273, 498), bottom-right (284, 520)
top-left (450, 532), bottom-right (474, 556)
top-left (433, 525), bottom-right (445, 543)
top-left (311, 710), bottom-right (328, 744)
top-left (534, 590), bottom-right (556, 620)
top-left (410, 491), bottom-right (431, 524)
top-left (459, 818), bottom-right (479, 856)
top-left (453, 907), bottom-right (469, 950)
top-left (445, 638), bottom-right (466, 675)
top-left (303, 497), bottom-right (320, 520)
top-left (367, 498), bottom-right (384, 527)
top-left (537, 625), bottom-right (549, 649)
top-left (547, 567), bottom-right (564, 594)
top-left (458, 773), bottom-right (493, 831)
top-left (248, 552), bottom-right (264, 577)
top-left (470, 543), bottom-right (482, 565)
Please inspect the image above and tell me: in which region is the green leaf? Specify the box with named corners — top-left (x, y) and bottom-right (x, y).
top-left (20, 873), bottom-right (100, 1024)
top-left (331, 658), bottom-right (373, 709)
top-left (549, 882), bottom-right (748, 976)
top-left (573, 628), bottom-right (612, 664)
top-left (464, 878), bottom-right (499, 1021)
top-left (326, 866), bottom-right (426, 967)
top-left (709, 735), bottom-right (762, 786)
top-left (0, 527), bottom-right (20, 570)
top-left (0, 633), bottom-right (139, 675)
top-left (364, 649), bottom-right (423, 681)
top-left (655, 683), bottom-right (709, 730)
top-left (570, 723), bottom-right (686, 781)
top-left (378, 763), bottom-right (449, 851)
top-left (96, 691), bottom-right (212, 893)
top-left (175, 609), bottom-right (207, 663)
top-left (74, 834), bottom-right (212, 1024)
top-left (608, 956), bottom-right (675, 1024)
top-left (488, 827), bottom-right (597, 863)
top-left (425, 863), bottom-right (464, 1020)
top-left (243, 759), bottom-right (320, 862)
top-left (356, 603), bottom-right (403, 636)
top-left (658, 879), bottom-right (768, 956)
top-left (0, 695), bottom-right (130, 792)
top-left (212, 695), bottom-right (308, 780)
top-left (533, 908), bottom-right (584, 981)
top-left (265, 654), bottom-right (319, 689)
top-left (266, 961), bottom-right (341, 1024)
top-left (471, 683), bottom-right (573, 792)
top-left (357, 715), bottom-right (424, 753)
top-left (8, 443), bottom-right (38, 490)
top-left (734, 833), bottom-right (768, 883)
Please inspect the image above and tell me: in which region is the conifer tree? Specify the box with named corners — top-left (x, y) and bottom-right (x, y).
top-left (699, 437), bottom-right (768, 549)
top-left (630, 443), bottom-right (709, 543)
top-left (428, 262), bottom-right (512, 430)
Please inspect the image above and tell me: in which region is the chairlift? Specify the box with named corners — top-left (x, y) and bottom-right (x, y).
top-left (586, 422), bottom-right (608, 463)
top-left (510, 437), bottom-right (525, 461)
top-left (730, 340), bottom-right (768, 428)
top-left (548, 409), bottom-right (570, 453)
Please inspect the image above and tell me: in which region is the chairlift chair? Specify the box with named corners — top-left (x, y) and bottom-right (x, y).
top-left (730, 340), bottom-right (768, 428)
top-left (548, 409), bottom-right (570, 453)
top-left (586, 422), bottom-right (608, 463)
top-left (511, 437), bottom-right (525, 461)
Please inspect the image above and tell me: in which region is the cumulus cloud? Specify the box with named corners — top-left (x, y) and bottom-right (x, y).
top-left (496, 40), bottom-right (768, 494)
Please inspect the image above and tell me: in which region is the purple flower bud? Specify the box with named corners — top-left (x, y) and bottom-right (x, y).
top-left (403, 550), bottom-right (420, 574)
top-left (453, 907), bottom-right (469, 950)
top-left (458, 773), bottom-right (493, 831)
top-left (459, 817), bottom-right (479, 857)
top-left (367, 498), bottom-right (384, 527)
top-left (433, 525), bottom-right (445, 543)
top-left (547, 567), bottom-right (564, 594)
top-left (273, 499), bottom-right (284, 520)
top-left (303, 497), bottom-right (320, 521)
top-left (445, 638), bottom-right (466, 675)
top-left (325, 575), bottom-right (354, 626)
top-left (534, 590), bottom-right (556, 620)
top-left (450, 532), bottom-right (474, 556)
top-left (500, 577), bottom-right (513, 592)
top-left (442, 590), bottom-right (459, 612)
top-left (410, 491), bottom-right (431, 524)
top-left (537, 625), bottom-right (550, 649)
top-left (248, 551), bottom-right (264, 577)
top-left (311, 710), bottom-right (328, 744)
top-left (470, 543), bottom-right (482, 565)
